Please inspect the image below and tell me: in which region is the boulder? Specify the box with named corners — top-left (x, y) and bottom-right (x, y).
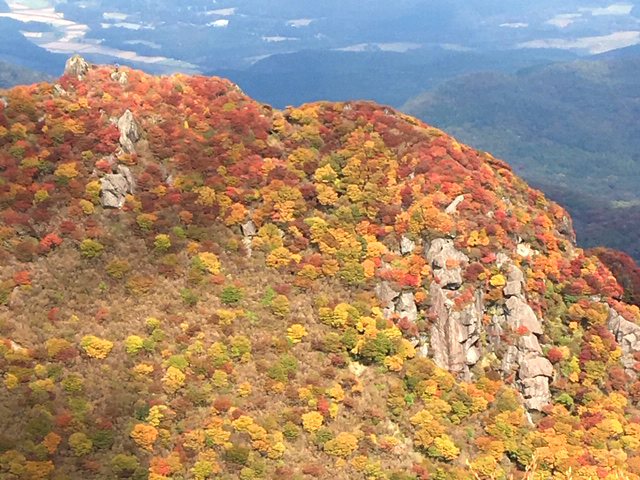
top-left (117, 110), bottom-right (140, 154)
top-left (558, 214), bottom-right (576, 244)
top-left (520, 377), bottom-right (551, 411)
top-left (427, 239), bottom-right (469, 269)
top-left (465, 345), bottom-right (481, 365)
top-left (445, 194), bottom-right (464, 215)
top-left (516, 243), bottom-right (535, 258)
top-left (495, 253), bottom-right (510, 268)
top-left (517, 333), bottom-right (542, 354)
top-left (99, 165), bottom-right (135, 208)
top-left (51, 84), bottom-right (66, 97)
top-left (426, 239), bottom-right (469, 290)
top-left (400, 236), bottom-right (415, 255)
top-left (503, 264), bottom-right (525, 297)
top-left (518, 354), bottom-right (553, 379)
top-left (505, 297), bottom-right (542, 335)
top-left (111, 70), bottom-right (128, 85)
top-left (607, 306), bottom-right (640, 372)
top-left (396, 292), bottom-right (418, 324)
top-left (375, 281), bottom-right (400, 318)
top-left (64, 54), bottom-right (90, 78)
top-left (241, 220), bottom-right (257, 237)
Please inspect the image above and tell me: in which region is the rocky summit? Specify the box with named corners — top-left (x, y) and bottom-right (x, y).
top-left (1, 58), bottom-right (640, 479)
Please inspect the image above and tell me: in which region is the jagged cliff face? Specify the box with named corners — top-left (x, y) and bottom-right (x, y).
top-left (2, 58), bottom-right (640, 479)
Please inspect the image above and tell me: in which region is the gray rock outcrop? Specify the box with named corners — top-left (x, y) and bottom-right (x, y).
top-left (503, 264), bottom-right (525, 297)
top-left (51, 84), bottom-right (67, 97)
top-left (504, 296), bottom-right (543, 335)
top-left (426, 239), bottom-right (469, 290)
top-left (117, 110), bottom-right (140, 154)
top-left (429, 284), bottom-right (482, 380)
top-left (375, 281), bottom-right (400, 319)
top-left (492, 293), bottom-right (552, 410)
top-left (99, 165), bottom-right (135, 208)
top-left (396, 292), bottom-right (418, 324)
top-left (400, 236), bottom-right (415, 255)
top-left (111, 70), bottom-right (128, 85)
top-left (241, 220), bottom-right (257, 238)
top-left (607, 306), bottom-right (640, 373)
top-left (445, 194), bottom-right (465, 215)
top-left (375, 236), bottom-right (554, 410)
top-left (240, 220), bottom-right (257, 257)
top-left (64, 54), bottom-right (90, 78)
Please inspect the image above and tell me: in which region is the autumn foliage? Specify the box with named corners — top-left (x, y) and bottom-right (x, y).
top-left (0, 63), bottom-right (639, 480)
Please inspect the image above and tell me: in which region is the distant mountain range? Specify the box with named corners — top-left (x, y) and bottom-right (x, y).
top-left (2, 0), bottom-right (640, 73)
top-left (211, 47), bottom-right (578, 109)
top-left (0, 59), bottom-right (50, 88)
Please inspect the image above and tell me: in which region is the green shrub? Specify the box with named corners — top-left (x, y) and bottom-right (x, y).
top-left (261, 286), bottom-right (275, 306)
top-left (225, 445), bottom-right (250, 465)
top-left (111, 454), bottom-right (139, 476)
top-left (359, 333), bottom-right (394, 364)
top-left (154, 234), bottom-right (171, 252)
top-left (221, 285), bottom-right (243, 305)
top-left (180, 288), bottom-right (199, 306)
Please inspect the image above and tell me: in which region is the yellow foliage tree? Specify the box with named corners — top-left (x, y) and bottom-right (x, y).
top-left (198, 252), bottom-right (221, 274)
top-left (54, 162), bottom-right (79, 179)
top-left (324, 433), bottom-right (359, 457)
top-left (301, 412), bottom-right (324, 433)
top-left (287, 324), bottom-right (307, 344)
top-left (162, 366), bottom-right (186, 394)
top-left (80, 335), bottom-right (113, 359)
top-left (130, 424), bottom-right (158, 451)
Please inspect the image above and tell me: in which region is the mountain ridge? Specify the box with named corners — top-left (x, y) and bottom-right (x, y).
top-left (401, 54), bottom-right (640, 262)
top-left (1, 57), bottom-right (640, 479)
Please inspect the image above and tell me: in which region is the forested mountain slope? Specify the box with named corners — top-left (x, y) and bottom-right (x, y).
top-left (1, 57), bottom-right (640, 479)
top-left (402, 56), bottom-right (640, 261)
top-left (0, 61), bottom-right (50, 89)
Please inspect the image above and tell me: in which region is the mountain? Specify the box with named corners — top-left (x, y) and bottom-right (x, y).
top-left (2, 56), bottom-right (640, 479)
top-left (401, 55), bottom-right (640, 261)
top-left (211, 47), bottom-right (578, 109)
top-left (0, 61), bottom-right (51, 89)
top-left (0, 18), bottom-right (66, 75)
top-left (1, 0), bottom-right (636, 74)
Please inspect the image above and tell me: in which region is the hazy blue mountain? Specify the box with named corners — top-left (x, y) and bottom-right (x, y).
top-left (0, 18), bottom-right (65, 74)
top-left (0, 61), bottom-right (51, 88)
top-left (212, 47), bottom-right (578, 108)
top-left (4, 0), bottom-right (638, 72)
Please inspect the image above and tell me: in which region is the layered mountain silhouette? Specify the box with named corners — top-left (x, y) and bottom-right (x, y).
top-left (1, 56), bottom-right (640, 479)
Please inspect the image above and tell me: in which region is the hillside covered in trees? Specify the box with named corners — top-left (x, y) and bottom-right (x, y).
top-left (401, 55), bottom-right (640, 261)
top-left (0, 61), bottom-right (50, 90)
top-left (1, 57), bottom-right (640, 479)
